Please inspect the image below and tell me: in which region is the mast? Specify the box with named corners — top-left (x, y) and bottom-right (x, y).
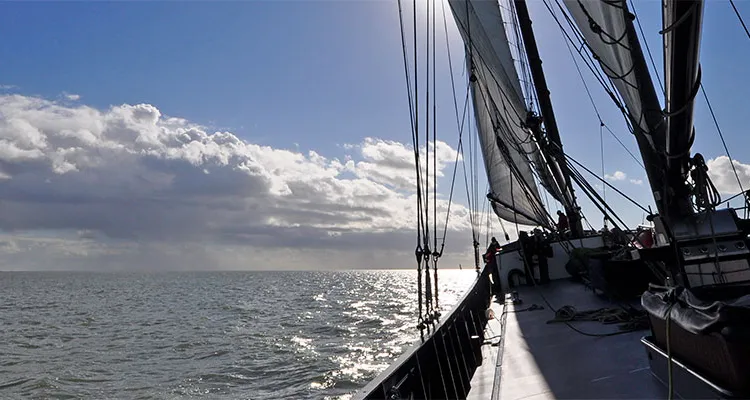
top-left (662, 0), bottom-right (704, 222)
top-left (619, 6), bottom-right (678, 221)
top-left (513, 0), bottom-right (583, 237)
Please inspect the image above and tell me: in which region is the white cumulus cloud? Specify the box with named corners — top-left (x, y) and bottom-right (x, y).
top-left (605, 171), bottom-right (627, 181)
top-left (350, 137), bottom-right (459, 190)
top-left (707, 155), bottom-right (750, 194)
top-left (0, 94), bottom-right (476, 270)
top-left (63, 92), bottom-right (81, 101)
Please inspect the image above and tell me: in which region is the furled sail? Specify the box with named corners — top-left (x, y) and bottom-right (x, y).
top-left (448, 0), bottom-right (558, 228)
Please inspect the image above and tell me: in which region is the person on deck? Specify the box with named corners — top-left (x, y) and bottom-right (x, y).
top-left (485, 237), bottom-right (502, 294)
top-left (533, 229), bottom-right (551, 285)
top-left (518, 231), bottom-right (535, 285)
top-left (556, 210), bottom-right (569, 233)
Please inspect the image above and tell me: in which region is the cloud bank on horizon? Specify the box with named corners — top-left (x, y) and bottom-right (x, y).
top-left (0, 93), bottom-right (477, 270)
top-left (0, 92), bottom-right (747, 270)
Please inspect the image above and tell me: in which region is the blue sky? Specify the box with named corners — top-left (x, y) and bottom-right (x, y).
top-left (0, 1), bottom-right (409, 149)
top-left (1, 0), bottom-right (750, 269)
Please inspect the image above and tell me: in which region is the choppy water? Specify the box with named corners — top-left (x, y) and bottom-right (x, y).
top-left (0, 270), bottom-right (475, 399)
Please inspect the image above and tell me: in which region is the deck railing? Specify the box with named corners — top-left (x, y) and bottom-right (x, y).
top-left (354, 265), bottom-right (493, 399)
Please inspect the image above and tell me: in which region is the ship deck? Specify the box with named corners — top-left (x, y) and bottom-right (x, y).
top-left (470, 279), bottom-right (668, 399)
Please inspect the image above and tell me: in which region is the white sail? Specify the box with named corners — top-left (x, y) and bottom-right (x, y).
top-left (449, 0), bottom-right (556, 228)
top-left (448, 0), bottom-right (525, 110)
top-left (562, 0), bottom-right (655, 147)
top-left (471, 59), bottom-right (551, 227)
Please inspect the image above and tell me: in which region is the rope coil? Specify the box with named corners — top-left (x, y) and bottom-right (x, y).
top-left (690, 153), bottom-right (721, 211)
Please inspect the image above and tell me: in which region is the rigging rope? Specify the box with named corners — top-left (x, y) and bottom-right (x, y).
top-left (508, 0), bottom-right (536, 109)
top-left (484, 205), bottom-right (490, 247)
top-left (568, 162), bottom-right (629, 232)
top-left (564, 150), bottom-right (650, 215)
top-left (603, 124), bottom-right (645, 169)
top-left (730, 0), bottom-right (750, 41)
top-left (460, 139), bottom-right (478, 246)
top-left (397, 0), bottom-right (423, 335)
top-left (423, 0), bottom-right (435, 325)
top-left (424, 0), bottom-right (431, 259)
top-left (396, 0), bottom-right (423, 243)
top-left (466, 0), bottom-right (476, 244)
top-left (479, 181), bottom-right (489, 242)
top-left (431, 0), bottom-right (439, 316)
top-left (439, 0), bottom-right (474, 257)
top-left (560, 31), bottom-right (611, 216)
top-left (474, 108), bottom-right (480, 238)
top-left (442, 118), bottom-right (467, 256)
top-left (431, 0), bottom-right (437, 253)
top-left (459, 0), bottom-right (483, 242)
top-left (412, 0), bottom-right (424, 243)
top-left (563, 34), bottom-right (603, 121)
top-left (600, 123), bottom-right (607, 229)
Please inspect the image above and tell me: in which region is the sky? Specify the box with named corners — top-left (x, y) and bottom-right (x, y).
top-left (0, 0), bottom-right (749, 271)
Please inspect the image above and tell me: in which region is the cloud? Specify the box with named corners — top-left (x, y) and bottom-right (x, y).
top-left (629, 179), bottom-right (643, 185)
top-left (63, 92), bottom-right (81, 101)
top-left (0, 84), bottom-right (17, 91)
top-left (707, 156), bottom-right (750, 194)
top-left (350, 138), bottom-right (459, 190)
top-left (605, 171), bottom-right (627, 181)
top-left (0, 94), bottom-right (474, 270)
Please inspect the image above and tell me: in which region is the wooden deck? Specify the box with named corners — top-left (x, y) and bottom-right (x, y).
top-left (469, 280), bottom-right (668, 399)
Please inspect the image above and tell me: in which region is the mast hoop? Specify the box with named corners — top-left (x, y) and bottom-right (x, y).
top-left (659, 1), bottom-right (699, 35)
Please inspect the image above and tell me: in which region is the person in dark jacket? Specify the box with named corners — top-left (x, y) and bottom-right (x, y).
top-left (486, 237), bottom-right (500, 255)
top-left (533, 229), bottom-right (551, 284)
top-left (556, 210), bottom-right (569, 233)
top-left (485, 237), bottom-right (502, 294)
top-left (519, 231), bottom-right (535, 285)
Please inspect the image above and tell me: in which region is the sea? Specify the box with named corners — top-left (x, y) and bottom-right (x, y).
top-left (0, 270), bottom-right (477, 399)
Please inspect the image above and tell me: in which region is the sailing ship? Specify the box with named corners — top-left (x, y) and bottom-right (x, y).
top-left (356, 0), bottom-right (750, 399)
